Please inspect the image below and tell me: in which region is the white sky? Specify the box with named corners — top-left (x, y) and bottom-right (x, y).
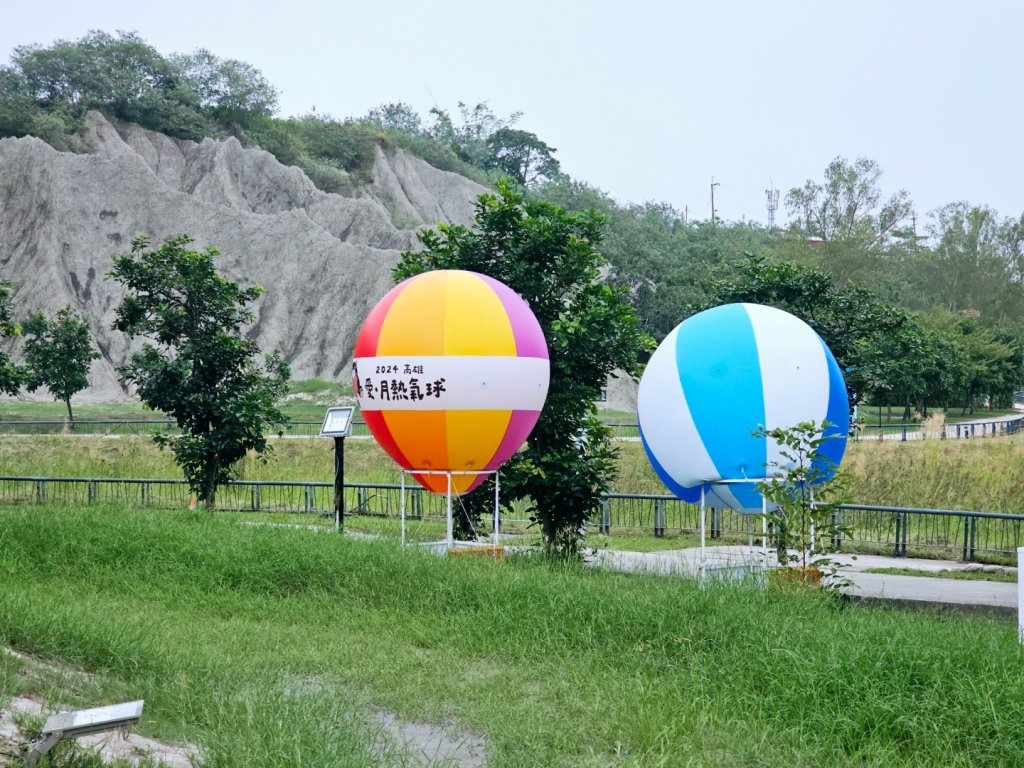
top-left (4, 0), bottom-right (1023, 228)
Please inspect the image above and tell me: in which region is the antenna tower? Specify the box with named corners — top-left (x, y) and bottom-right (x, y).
top-left (765, 184), bottom-right (780, 229)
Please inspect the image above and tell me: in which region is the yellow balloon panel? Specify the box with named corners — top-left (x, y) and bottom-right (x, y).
top-left (442, 271), bottom-right (516, 355)
top-left (445, 409), bottom-right (512, 470)
top-left (376, 271), bottom-right (448, 356)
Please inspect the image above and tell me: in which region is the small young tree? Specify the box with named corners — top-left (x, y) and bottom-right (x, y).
top-left (0, 279), bottom-right (25, 396)
top-left (23, 306), bottom-right (99, 422)
top-left (109, 235), bottom-right (290, 510)
top-left (755, 421), bottom-right (851, 585)
top-left (395, 181), bottom-right (651, 556)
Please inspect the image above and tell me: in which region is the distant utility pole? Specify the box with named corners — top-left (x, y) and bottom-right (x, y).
top-left (765, 184), bottom-right (780, 229)
top-left (711, 178), bottom-right (720, 225)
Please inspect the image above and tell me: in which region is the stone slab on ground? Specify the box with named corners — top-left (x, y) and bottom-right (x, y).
top-left (0, 695), bottom-right (198, 767)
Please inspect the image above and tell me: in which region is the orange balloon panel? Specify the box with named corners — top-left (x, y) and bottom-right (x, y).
top-left (353, 270), bottom-right (549, 494)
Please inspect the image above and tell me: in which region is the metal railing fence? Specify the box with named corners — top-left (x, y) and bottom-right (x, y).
top-left (850, 416), bottom-right (1024, 442)
top-left (3, 418), bottom-right (1021, 442)
top-left (2, 475), bottom-right (1022, 563)
top-left (0, 420), bottom-right (374, 438)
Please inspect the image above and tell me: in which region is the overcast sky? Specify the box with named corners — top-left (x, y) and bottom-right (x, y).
top-left (4, 1), bottom-right (1023, 229)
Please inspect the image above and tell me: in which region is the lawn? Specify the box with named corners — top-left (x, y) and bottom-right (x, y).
top-left (865, 567), bottom-right (1018, 583)
top-left (2, 505), bottom-right (1024, 767)
top-left (0, 383), bottom-right (635, 427)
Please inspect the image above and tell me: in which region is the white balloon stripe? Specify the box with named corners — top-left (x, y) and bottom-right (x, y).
top-left (708, 484), bottom-right (744, 512)
top-left (354, 356), bottom-right (549, 411)
top-left (745, 304), bottom-right (830, 472)
top-left (637, 326), bottom-right (720, 488)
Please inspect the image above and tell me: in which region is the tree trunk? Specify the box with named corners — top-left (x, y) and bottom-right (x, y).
top-left (542, 518), bottom-right (557, 554)
top-left (202, 472), bottom-right (218, 513)
top-left (64, 398), bottom-right (74, 424)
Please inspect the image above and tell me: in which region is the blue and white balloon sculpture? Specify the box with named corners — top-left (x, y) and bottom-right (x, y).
top-left (638, 303), bottom-right (849, 514)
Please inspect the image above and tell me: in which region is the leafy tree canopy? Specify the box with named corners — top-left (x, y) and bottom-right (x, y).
top-left (485, 128), bottom-right (562, 186)
top-left (0, 31), bottom-right (278, 143)
top-left (23, 306), bottom-right (99, 422)
top-left (0, 279), bottom-right (25, 396)
top-left (785, 156), bottom-right (914, 247)
top-left (395, 181), bottom-right (652, 555)
top-left (109, 235), bottom-right (290, 509)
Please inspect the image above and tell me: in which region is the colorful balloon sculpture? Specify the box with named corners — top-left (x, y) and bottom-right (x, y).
top-left (638, 303), bottom-right (848, 513)
top-left (353, 270), bottom-right (549, 494)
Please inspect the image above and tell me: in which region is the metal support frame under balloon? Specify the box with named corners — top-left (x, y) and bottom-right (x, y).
top-left (399, 469), bottom-right (500, 553)
top-left (698, 478), bottom-right (776, 579)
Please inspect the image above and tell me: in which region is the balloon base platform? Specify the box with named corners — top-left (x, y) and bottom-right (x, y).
top-left (447, 544), bottom-right (504, 561)
top-left (400, 469), bottom-right (502, 551)
top-left (414, 540), bottom-right (504, 560)
top-left (699, 562), bottom-right (767, 583)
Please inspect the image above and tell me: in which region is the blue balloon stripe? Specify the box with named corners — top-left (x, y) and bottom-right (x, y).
top-left (675, 304), bottom-right (766, 485)
top-left (726, 481), bottom-right (767, 511)
top-left (640, 429), bottom-right (696, 501)
top-left (815, 334), bottom-right (849, 477)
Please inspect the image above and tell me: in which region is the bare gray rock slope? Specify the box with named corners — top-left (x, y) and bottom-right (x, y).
top-left (0, 112), bottom-right (486, 399)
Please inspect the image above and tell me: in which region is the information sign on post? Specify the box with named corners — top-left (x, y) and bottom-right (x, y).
top-left (320, 406), bottom-right (355, 532)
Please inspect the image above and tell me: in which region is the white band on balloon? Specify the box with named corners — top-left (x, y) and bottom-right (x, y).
top-left (353, 355), bottom-right (549, 411)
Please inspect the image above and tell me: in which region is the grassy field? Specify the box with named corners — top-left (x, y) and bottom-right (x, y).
top-left (841, 436), bottom-right (1024, 512)
top-left (865, 567), bottom-right (1018, 583)
top-left (2, 505), bottom-right (1024, 767)
top-left (3, 425), bottom-right (1024, 566)
top-left (6, 387), bottom-right (1016, 425)
top-left (0, 379), bottom-right (355, 424)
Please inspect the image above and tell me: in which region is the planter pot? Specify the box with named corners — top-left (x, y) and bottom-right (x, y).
top-left (773, 566), bottom-right (821, 587)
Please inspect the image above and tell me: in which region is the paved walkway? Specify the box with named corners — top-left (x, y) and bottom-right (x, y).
top-left (587, 546), bottom-right (1019, 615)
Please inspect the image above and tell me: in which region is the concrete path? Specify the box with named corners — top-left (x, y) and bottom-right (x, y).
top-left (587, 546), bottom-right (1020, 615)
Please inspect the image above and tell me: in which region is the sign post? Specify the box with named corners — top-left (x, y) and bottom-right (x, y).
top-left (320, 406), bottom-right (355, 532)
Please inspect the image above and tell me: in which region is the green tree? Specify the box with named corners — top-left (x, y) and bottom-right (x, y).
top-left (755, 421), bottom-right (850, 585)
top-left (426, 101), bottom-right (522, 170)
top-left (534, 177), bottom-right (775, 340)
top-left (916, 309), bottom-right (1023, 413)
top-left (703, 255), bottom-right (927, 410)
top-left (3, 30), bottom-right (212, 140)
top-left (22, 307), bottom-right (99, 422)
top-left (0, 279), bottom-right (25, 396)
top-left (782, 156), bottom-right (915, 286)
top-left (171, 49), bottom-right (278, 129)
top-left (360, 101), bottom-right (424, 135)
top-left (395, 182), bottom-right (651, 556)
top-left (109, 235), bottom-right (290, 509)
top-left (485, 128), bottom-right (561, 186)
top-left (909, 203), bottom-right (1024, 326)
top-left (785, 156), bottom-right (913, 246)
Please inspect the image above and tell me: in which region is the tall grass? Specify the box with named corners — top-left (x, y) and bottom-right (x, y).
top-left (4, 431), bottom-right (1024, 512)
top-left (0, 436), bottom-right (397, 484)
top-left (843, 436), bottom-right (1024, 511)
top-left (2, 505), bottom-right (1023, 766)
